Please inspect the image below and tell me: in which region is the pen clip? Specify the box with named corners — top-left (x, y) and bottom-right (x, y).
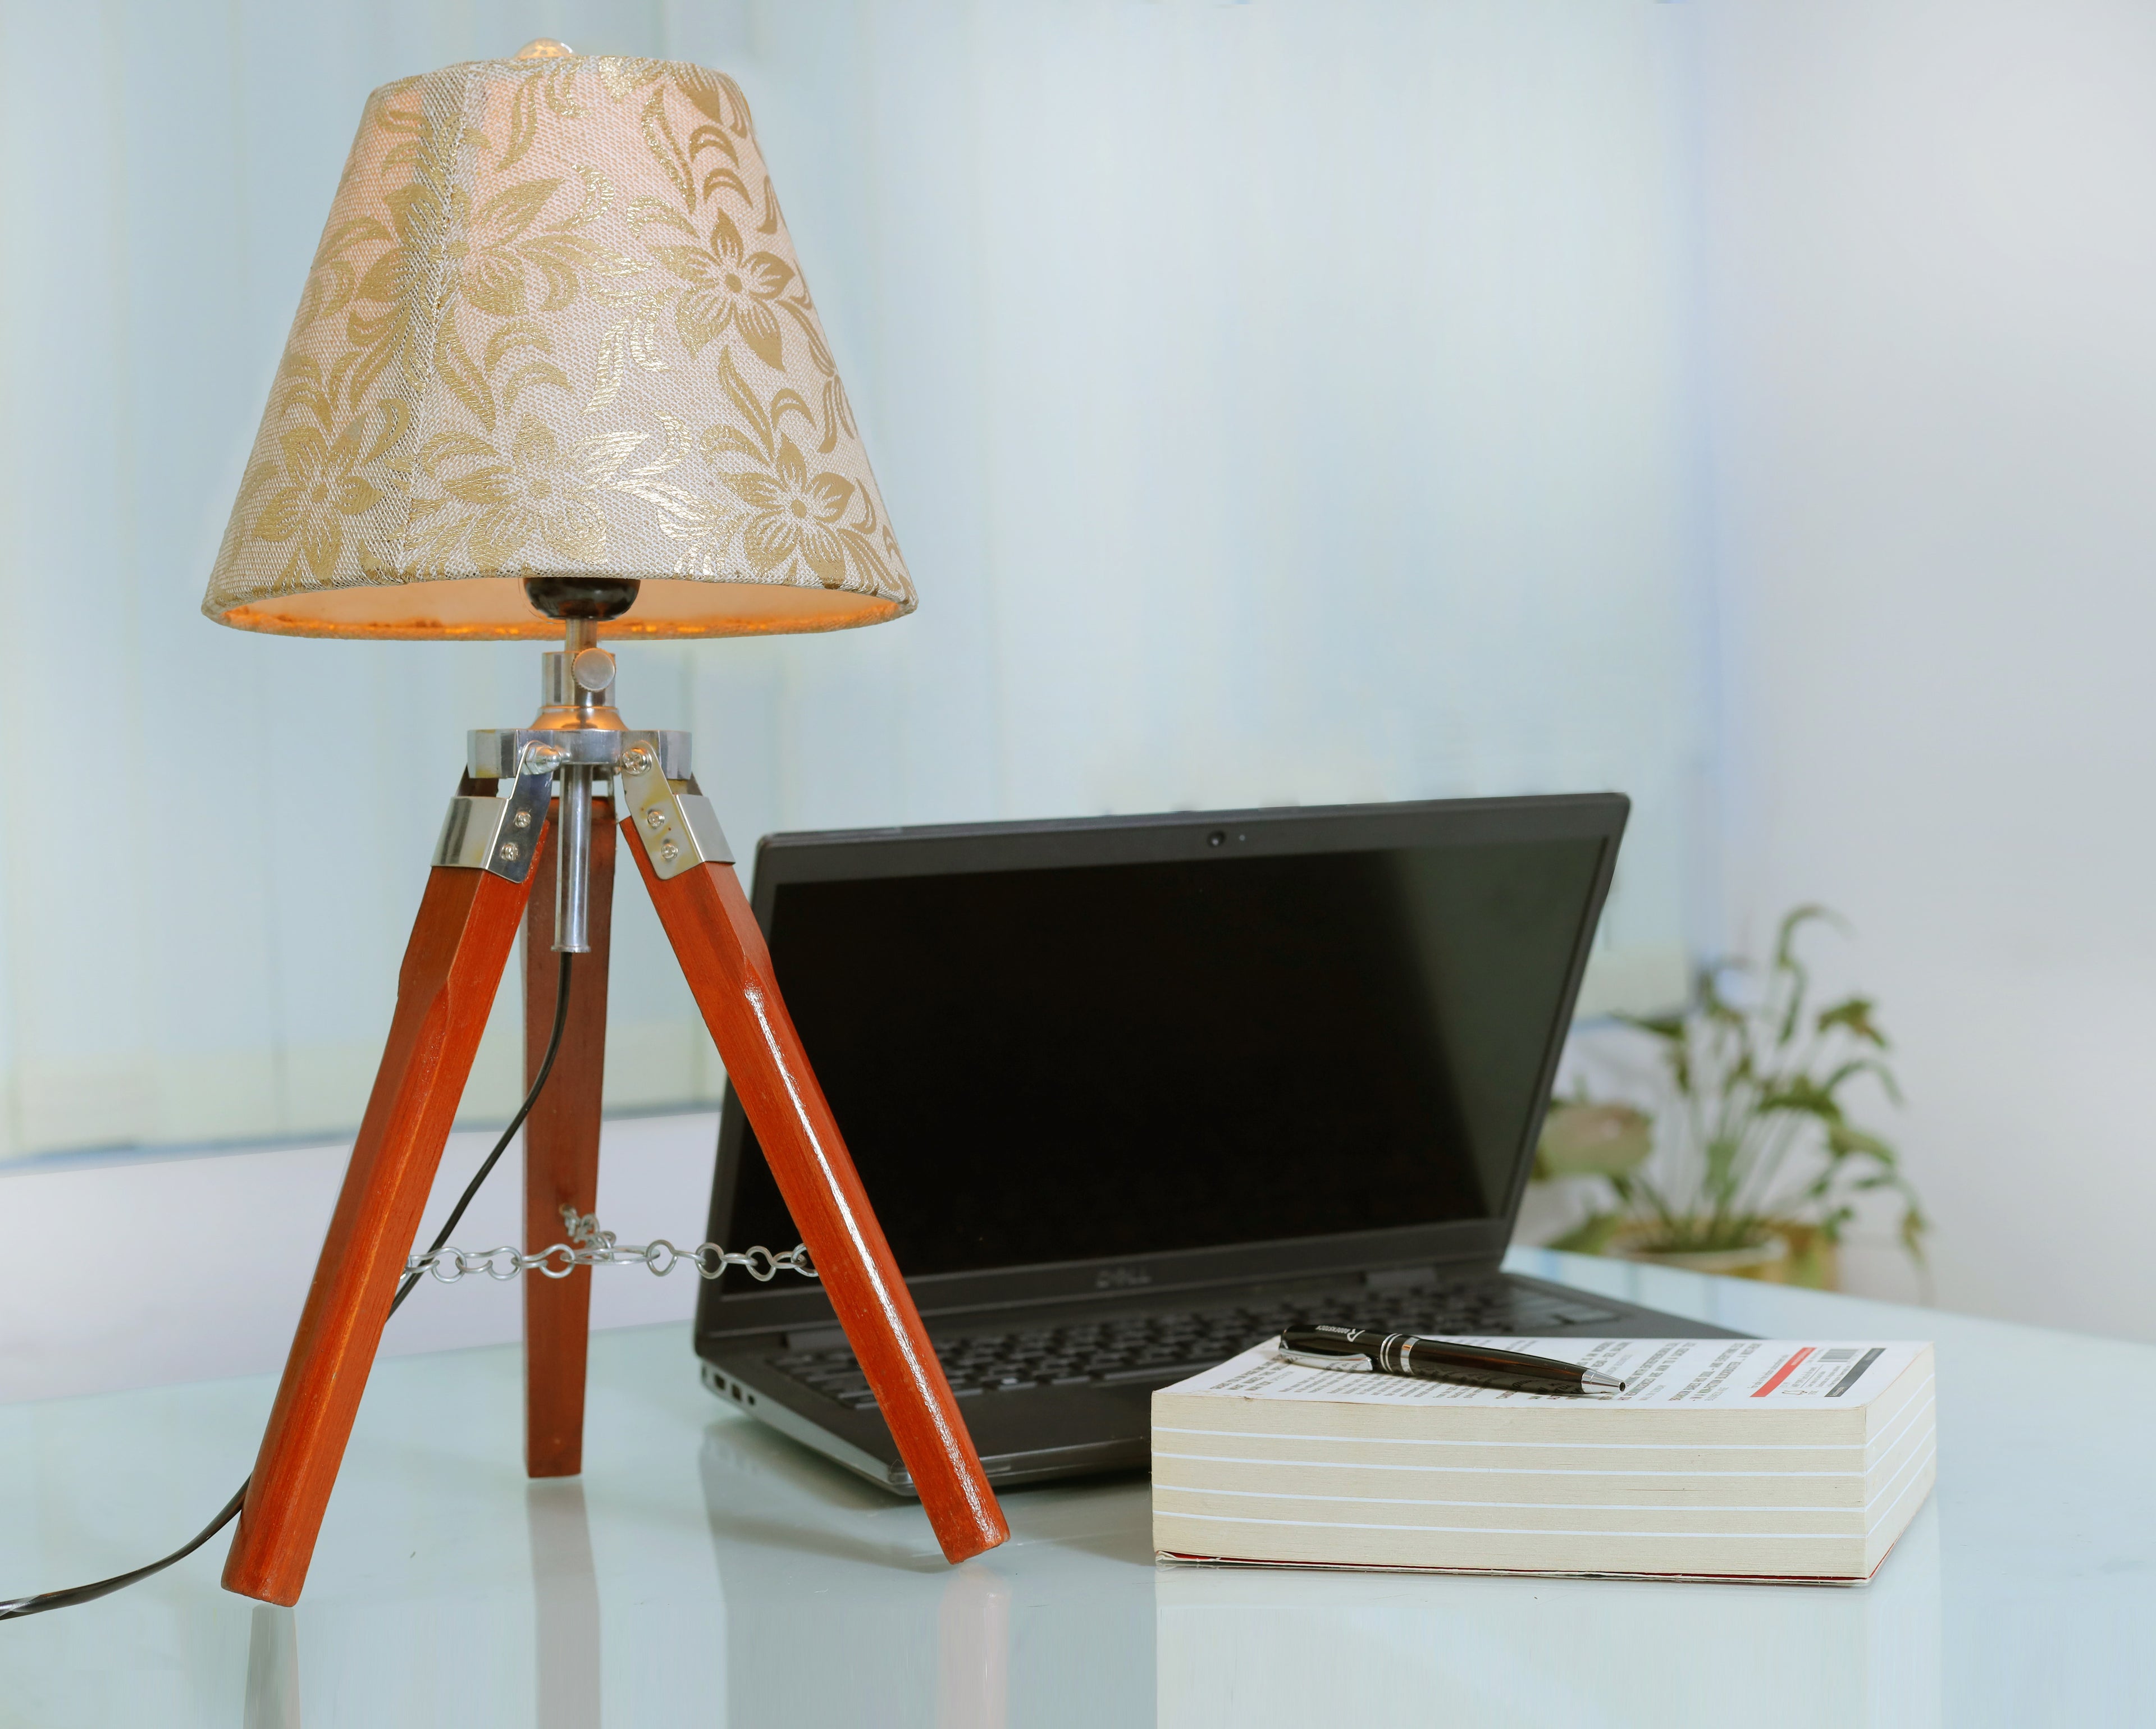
top-left (1272, 1341), bottom-right (1374, 1372)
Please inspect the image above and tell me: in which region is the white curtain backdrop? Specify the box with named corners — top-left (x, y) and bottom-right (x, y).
top-left (0, 0), bottom-right (1707, 1160)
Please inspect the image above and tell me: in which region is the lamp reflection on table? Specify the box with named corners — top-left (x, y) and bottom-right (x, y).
top-left (243, 1604), bottom-right (300, 1729)
top-left (1155, 1502), bottom-right (1943, 1729)
top-left (697, 1419), bottom-right (1016, 1726)
top-left (527, 1480), bottom-right (602, 1729)
top-left (935, 1567), bottom-right (1012, 1729)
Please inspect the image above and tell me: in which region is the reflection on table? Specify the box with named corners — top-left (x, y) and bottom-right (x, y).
top-left (3, 1250), bottom-right (2144, 1726)
top-left (1157, 1512), bottom-right (1940, 1728)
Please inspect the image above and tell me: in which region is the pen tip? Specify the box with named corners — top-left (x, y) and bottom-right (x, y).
top-left (1582, 1371), bottom-right (1624, 1395)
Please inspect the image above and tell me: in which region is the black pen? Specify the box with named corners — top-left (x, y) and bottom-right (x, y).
top-left (1276, 1324), bottom-right (1624, 1396)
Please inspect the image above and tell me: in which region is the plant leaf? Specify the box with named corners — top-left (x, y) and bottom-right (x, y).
top-left (1537, 1102), bottom-right (1655, 1177)
top-left (1816, 995), bottom-right (1889, 1048)
top-left (1826, 1123), bottom-right (1895, 1161)
top-left (1546, 1213), bottom-right (1624, 1255)
top-left (1758, 1076), bottom-right (1846, 1123)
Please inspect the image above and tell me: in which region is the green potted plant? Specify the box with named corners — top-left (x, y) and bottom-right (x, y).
top-left (1534, 907), bottom-right (1926, 1289)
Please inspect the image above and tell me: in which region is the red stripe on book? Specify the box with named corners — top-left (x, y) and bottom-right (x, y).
top-left (1751, 1347), bottom-right (1815, 1397)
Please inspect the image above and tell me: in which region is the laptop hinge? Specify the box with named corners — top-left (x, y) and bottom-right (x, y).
top-left (1363, 1264), bottom-right (1440, 1291)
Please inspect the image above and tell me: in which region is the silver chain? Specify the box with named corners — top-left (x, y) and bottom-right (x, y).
top-left (406, 1204), bottom-right (817, 1286)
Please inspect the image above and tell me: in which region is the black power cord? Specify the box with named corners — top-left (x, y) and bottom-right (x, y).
top-left (0, 950), bottom-right (576, 1622)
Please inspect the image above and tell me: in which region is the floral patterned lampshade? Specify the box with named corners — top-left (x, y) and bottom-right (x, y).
top-left (204, 43), bottom-right (913, 639)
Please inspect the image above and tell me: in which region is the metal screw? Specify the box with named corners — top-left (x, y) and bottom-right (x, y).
top-left (512, 810), bottom-right (532, 829)
top-left (643, 807), bottom-right (668, 830)
top-left (499, 843), bottom-right (520, 862)
top-left (622, 747), bottom-right (653, 776)
top-left (572, 646), bottom-right (617, 692)
top-left (660, 840), bottom-right (679, 862)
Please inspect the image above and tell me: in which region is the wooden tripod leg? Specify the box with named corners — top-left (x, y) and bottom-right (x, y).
top-left (627, 833), bottom-right (1009, 1564)
top-left (522, 794), bottom-right (615, 1478)
top-left (223, 861), bottom-right (533, 1605)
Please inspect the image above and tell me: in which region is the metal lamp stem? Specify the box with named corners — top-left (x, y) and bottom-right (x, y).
top-left (555, 764), bottom-right (594, 953)
top-left (551, 619), bottom-right (611, 955)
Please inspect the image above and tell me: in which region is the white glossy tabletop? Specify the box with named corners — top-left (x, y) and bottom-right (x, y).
top-left (2, 1248), bottom-right (2143, 1727)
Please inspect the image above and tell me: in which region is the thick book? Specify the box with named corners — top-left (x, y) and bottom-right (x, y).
top-left (1152, 1337), bottom-right (1935, 1584)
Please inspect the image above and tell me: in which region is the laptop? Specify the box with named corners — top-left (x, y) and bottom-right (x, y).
top-left (693, 793), bottom-right (1741, 1494)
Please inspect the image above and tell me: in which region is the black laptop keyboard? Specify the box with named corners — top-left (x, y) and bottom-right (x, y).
top-left (768, 1278), bottom-right (1624, 1410)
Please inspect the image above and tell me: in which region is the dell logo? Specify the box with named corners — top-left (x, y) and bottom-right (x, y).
top-left (1095, 1266), bottom-right (1152, 1291)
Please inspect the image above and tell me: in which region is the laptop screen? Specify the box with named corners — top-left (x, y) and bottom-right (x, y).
top-left (718, 817), bottom-right (1613, 1281)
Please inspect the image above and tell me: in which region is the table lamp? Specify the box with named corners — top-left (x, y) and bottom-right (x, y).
top-left (203, 40), bottom-right (1006, 1606)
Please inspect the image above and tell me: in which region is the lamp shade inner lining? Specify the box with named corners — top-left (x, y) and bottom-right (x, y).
top-left (220, 575), bottom-right (902, 639)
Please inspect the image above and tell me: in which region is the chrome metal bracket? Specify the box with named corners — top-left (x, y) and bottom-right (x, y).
top-left (446, 662), bottom-right (723, 894)
top-left (619, 735), bottom-right (732, 879)
top-left (467, 726), bottom-right (691, 780)
top-left (431, 742), bottom-right (561, 882)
